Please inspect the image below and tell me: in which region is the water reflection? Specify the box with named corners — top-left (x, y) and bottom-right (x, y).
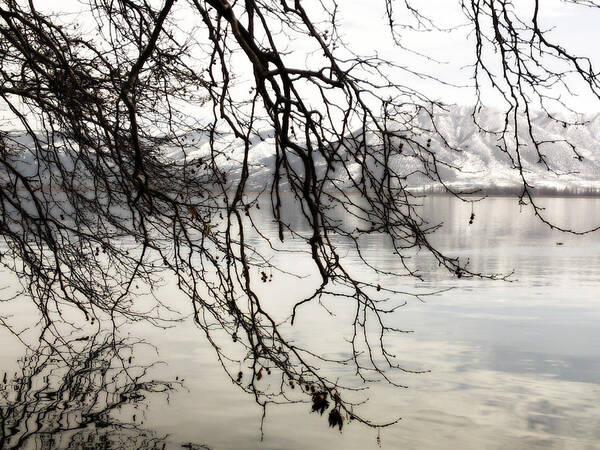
top-left (1, 196), bottom-right (600, 448)
top-left (0, 333), bottom-right (178, 449)
top-left (150, 196), bottom-right (600, 449)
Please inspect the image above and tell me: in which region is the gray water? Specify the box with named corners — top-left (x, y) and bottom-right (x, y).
top-left (2, 196), bottom-right (600, 449)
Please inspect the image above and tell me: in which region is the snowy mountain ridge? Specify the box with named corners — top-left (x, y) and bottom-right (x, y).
top-left (4, 106), bottom-right (600, 195)
top-left (178, 106), bottom-right (600, 195)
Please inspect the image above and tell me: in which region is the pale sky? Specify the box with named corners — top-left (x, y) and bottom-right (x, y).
top-left (337, 0), bottom-right (600, 112)
top-left (14, 0), bottom-right (600, 115)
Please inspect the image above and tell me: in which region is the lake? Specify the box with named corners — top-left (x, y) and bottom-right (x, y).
top-left (1, 196), bottom-right (599, 449)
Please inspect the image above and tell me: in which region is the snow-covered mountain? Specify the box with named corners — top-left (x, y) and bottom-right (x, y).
top-left (4, 106), bottom-right (600, 195)
top-left (173, 106), bottom-right (600, 195)
top-left (398, 106), bottom-right (600, 195)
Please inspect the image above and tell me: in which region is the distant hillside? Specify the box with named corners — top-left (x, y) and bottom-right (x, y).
top-left (4, 106), bottom-right (600, 196)
top-left (171, 106), bottom-right (600, 195)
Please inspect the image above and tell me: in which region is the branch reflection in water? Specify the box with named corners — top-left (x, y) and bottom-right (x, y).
top-left (0, 332), bottom-right (194, 449)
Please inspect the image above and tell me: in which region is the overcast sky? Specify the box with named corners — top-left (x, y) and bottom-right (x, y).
top-left (14, 0), bottom-right (600, 115)
top-left (336, 0), bottom-right (600, 112)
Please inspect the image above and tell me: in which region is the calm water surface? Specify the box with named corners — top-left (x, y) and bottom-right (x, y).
top-left (2, 196), bottom-right (600, 449)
